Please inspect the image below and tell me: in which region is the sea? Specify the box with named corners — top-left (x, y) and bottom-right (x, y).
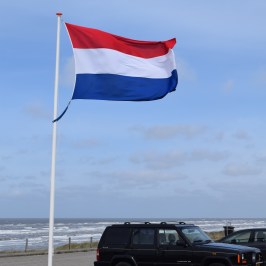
top-left (1, 218), bottom-right (266, 252)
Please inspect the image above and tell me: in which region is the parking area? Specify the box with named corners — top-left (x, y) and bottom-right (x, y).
top-left (0, 251), bottom-right (96, 266)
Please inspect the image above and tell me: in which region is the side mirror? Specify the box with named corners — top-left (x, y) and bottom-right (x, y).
top-left (231, 239), bottom-right (237, 244)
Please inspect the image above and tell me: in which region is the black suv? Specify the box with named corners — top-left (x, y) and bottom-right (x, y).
top-left (94, 222), bottom-right (263, 266)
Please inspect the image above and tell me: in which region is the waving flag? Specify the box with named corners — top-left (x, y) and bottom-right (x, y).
top-left (65, 23), bottom-right (177, 101)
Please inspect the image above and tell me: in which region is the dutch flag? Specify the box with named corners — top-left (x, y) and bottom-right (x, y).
top-left (65, 23), bottom-right (178, 102)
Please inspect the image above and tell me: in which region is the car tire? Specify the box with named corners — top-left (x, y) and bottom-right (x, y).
top-left (115, 262), bottom-right (131, 266)
top-left (209, 263), bottom-right (226, 266)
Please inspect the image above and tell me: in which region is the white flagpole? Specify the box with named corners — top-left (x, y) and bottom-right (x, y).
top-left (48, 12), bottom-right (62, 266)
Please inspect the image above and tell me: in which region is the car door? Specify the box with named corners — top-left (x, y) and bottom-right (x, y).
top-left (222, 229), bottom-right (252, 247)
top-left (246, 230), bottom-right (266, 263)
top-left (156, 228), bottom-right (192, 266)
top-left (130, 227), bottom-right (157, 266)
top-left (99, 227), bottom-right (131, 261)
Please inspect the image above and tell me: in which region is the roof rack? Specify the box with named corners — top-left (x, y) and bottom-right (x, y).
top-left (122, 221), bottom-right (187, 225)
top-left (160, 221), bottom-right (187, 225)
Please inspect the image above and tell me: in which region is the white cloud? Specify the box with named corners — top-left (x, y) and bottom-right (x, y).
top-left (117, 170), bottom-right (186, 186)
top-left (23, 103), bottom-right (50, 120)
top-left (207, 180), bottom-right (266, 208)
top-left (72, 138), bottom-right (102, 149)
top-left (130, 150), bottom-right (187, 169)
top-left (87, 169), bottom-right (187, 190)
top-left (176, 57), bottom-right (197, 82)
top-left (0, 181), bottom-right (48, 199)
top-left (130, 149), bottom-right (229, 170)
top-left (79, 156), bottom-right (117, 166)
top-left (253, 67), bottom-right (266, 88)
top-left (60, 56), bottom-right (75, 89)
top-left (190, 149), bottom-right (229, 162)
top-left (213, 131), bottom-right (225, 141)
top-left (223, 162), bottom-right (262, 177)
top-left (222, 79), bottom-right (234, 93)
top-left (256, 154), bottom-right (266, 163)
top-left (232, 130), bottom-right (251, 140)
top-left (132, 124), bottom-right (207, 140)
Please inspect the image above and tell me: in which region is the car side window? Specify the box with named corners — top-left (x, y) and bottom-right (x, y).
top-left (254, 231), bottom-right (266, 242)
top-left (132, 228), bottom-right (155, 245)
top-left (103, 227), bottom-right (131, 246)
top-left (224, 231), bottom-right (251, 243)
top-left (158, 229), bottom-right (184, 245)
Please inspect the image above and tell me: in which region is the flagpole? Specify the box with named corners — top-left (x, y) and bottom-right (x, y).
top-left (48, 12), bottom-right (62, 266)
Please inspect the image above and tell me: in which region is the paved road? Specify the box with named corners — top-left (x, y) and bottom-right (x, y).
top-left (0, 251), bottom-right (96, 266)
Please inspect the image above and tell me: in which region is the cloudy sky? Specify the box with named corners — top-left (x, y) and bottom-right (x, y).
top-left (0, 0), bottom-right (266, 219)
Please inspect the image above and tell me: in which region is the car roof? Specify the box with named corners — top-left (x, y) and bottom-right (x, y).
top-left (109, 222), bottom-right (197, 228)
top-left (219, 228), bottom-right (266, 241)
top-left (224, 228), bottom-right (266, 234)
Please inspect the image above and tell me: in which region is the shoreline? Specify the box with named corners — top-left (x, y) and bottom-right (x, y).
top-left (0, 231), bottom-right (225, 258)
top-left (1, 217), bottom-right (264, 253)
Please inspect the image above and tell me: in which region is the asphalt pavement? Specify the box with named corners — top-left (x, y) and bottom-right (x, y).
top-left (0, 251), bottom-right (96, 266)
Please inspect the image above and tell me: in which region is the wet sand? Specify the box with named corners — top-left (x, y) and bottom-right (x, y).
top-left (0, 251), bottom-right (96, 266)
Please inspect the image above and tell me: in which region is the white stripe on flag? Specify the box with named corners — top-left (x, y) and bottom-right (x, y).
top-left (73, 48), bottom-right (176, 78)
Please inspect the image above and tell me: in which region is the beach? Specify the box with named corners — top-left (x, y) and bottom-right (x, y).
top-left (0, 231), bottom-right (225, 266)
top-left (1, 218), bottom-right (266, 252)
top-left (0, 228), bottom-right (254, 266)
top-left (0, 250), bottom-right (96, 266)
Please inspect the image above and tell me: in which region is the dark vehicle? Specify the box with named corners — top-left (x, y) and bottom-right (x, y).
top-left (219, 228), bottom-right (266, 265)
top-left (94, 222), bottom-right (264, 266)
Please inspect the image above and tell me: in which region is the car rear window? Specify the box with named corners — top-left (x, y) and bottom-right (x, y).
top-left (103, 227), bottom-right (131, 246)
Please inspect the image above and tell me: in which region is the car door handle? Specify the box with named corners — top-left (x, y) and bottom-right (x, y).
top-left (158, 249), bottom-right (165, 255)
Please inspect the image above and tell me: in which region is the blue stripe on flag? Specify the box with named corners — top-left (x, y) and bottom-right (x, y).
top-left (72, 70), bottom-right (178, 101)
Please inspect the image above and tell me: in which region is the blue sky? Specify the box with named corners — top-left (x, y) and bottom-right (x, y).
top-left (0, 0), bottom-right (266, 218)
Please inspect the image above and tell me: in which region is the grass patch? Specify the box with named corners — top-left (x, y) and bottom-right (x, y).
top-left (206, 231), bottom-right (225, 241)
top-left (55, 241), bottom-right (98, 251)
top-left (0, 242), bottom-right (98, 256)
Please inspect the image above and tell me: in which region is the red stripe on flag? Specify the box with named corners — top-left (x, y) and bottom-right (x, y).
top-left (65, 23), bottom-right (176, 59)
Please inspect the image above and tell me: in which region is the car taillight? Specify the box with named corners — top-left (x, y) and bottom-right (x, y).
top-left (96, 248), bottom-right (100, 261)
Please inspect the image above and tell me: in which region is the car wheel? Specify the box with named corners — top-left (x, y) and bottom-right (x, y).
top-left (115, 262), bottom-right (131, 266)
top-left (209, 263), bottom-right (226, 266)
